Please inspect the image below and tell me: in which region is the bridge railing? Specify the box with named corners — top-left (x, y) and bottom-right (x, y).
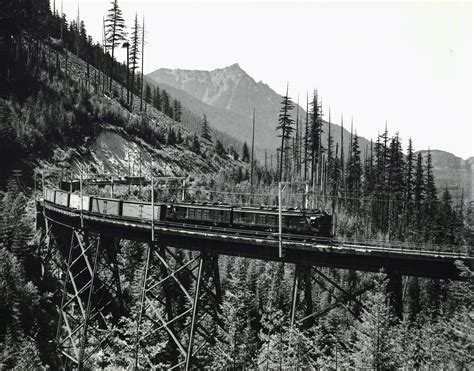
top-left (335, 236), bottom-right (471, 257)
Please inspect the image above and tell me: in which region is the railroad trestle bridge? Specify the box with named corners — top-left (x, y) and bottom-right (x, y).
top-left (36, 190), bottom-right (473, 369)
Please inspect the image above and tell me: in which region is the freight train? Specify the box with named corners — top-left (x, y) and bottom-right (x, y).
top-left (44, 189), bottom-right (333, 237)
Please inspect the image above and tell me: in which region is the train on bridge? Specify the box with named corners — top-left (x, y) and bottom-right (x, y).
top-left (44, 188), bottom-right (333, 238)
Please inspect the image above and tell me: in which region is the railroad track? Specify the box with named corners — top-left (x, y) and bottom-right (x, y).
top-left (42, 201), bottom-right (470, 259)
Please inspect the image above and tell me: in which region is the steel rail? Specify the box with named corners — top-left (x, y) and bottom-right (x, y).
top-left (41, 201), bottom-right (471, 260)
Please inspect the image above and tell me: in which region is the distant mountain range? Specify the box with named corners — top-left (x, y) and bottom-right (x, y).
top-left (417, 150), bottom-right (473, 201)
top-left (147, 64), bottom-right (472, 201)
top-left (147, 63), bottom-right (363, 159)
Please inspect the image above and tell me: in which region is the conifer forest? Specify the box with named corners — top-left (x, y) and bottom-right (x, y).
top-left (0, 1), bottom-right (472, 369)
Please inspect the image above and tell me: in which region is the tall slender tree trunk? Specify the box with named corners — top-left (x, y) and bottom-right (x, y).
top-left (109, 5), bottom-right (118, 92)
top-left (340, 115), bottom-right (345, 203)
top-left (304, 94), bottom-right (308, 181)
top-left (295, 97), bottom-right (299, 178)
top-left (125, 44), bottom-right (129, 105)
top-left (140, 16), bottom-right (145, 111)
top-left (250, 108), bottom-right (255, 188)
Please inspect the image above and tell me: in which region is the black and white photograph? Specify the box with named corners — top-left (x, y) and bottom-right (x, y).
top-left (0, 0), bottom-right (472, 369)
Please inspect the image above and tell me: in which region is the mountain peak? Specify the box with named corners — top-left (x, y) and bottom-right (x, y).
top-left (216, 63), bottom-right (246, 77)
top-left (227, 63), bottom-right (241, 70)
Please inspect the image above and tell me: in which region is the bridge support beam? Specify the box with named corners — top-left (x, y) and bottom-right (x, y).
top-left (46, 226), bottom-right (123, 369)
top-left (290, 266), bottom-right (374, 331)
top-left (134, 243), bottom-right (222, 369)
top-left (290, 265), bottom-right (314, 329)
top-left (386, 270), bottom-right (403, 319)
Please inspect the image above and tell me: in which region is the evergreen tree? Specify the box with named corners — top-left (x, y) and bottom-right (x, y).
top-left (406, 277), bottom-right (421, 322)
top-left (326, 110), bottom-right (335, 192)
top-left (166, 127), bottom-right (176, 146)
top-left (104, 0), bottom-right (127, 91)
top-left (215, 140), bottom-right (226, 157)
top-left (303, 96), bottom-right (310, 181)
top-left (0, 191), bottom-right (15, 245)
top-left (346, 133), bottom-right (362, 213)
top-left (176, 130), bottom-right (183, 144)
top-left (351, 275), bottom-right (402, 369)
top-left (387, 134), bottom-right (405, 197)
top-left (9, 194), bottom-right (33, 264)
top-left (363, 140), bottom-right (376, 195)
top-left (161, 90), bottom-right (171, 117)
top-left (425, 150), bottom-right (437, 202)
top-left (172, 99), bottom-right (182, 122)
top-left (0, 248), bottom-right (42, 369)
top-left (414, 152), bottom-right (425, 237)
top-left (405, 139), bottom-right (414, 201)
top-left (242, 142), bottom-right (250, 163)
top-left (129, 13), bottom-right (140, 107)
top-left (234, 166), bottom-right (244, 183)
top-left (387, 133), bottom-right (405, 238)
top-left (309, 90), bottom-right (323, 186)
top-left (230, 147), bottom-right (239, 161)
top-left (144, 83), bottom-right (152, 111)
top-left (441, 262), bottom-right (474, 368)
top-left (424, 150), bottom-right (438, 241)
top-left (438, 187), bottom-right (456, 244)
top-left (212, 258), bottom-right (255, 368)
top-left (276, 86), bottom-right (295, 182)
top-left (139, 16), bottom-right (146, 111)
top-left (375, 128), bottom-right (389, 194)
top-left (201, 114), bottom-right (212, 142)
top-left (191, 134), bottom-right (201, 154)
top-left (405, 138), bottom-right (415, 227)
top-left (256, 262), bottom-right (288, 367)
top-left (78, 20), bottom-right (89, 61)
top-left (426, 278), bottom-right (443, 318)
top-left (340, 115), bottom-right (345, 190)
top-left (153, 86), bottom-right (161, 111)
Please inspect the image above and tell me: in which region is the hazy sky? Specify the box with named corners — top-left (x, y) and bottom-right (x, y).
top-left (57, 0), bottom-right (473, 159)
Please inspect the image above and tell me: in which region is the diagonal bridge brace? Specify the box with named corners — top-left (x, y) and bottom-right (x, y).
top-left (290, 265), bottom-right (376, 329)
top-left (134, 243), bottom-right (222, 370)
top-left (51, 228), bottom-right (124, 369)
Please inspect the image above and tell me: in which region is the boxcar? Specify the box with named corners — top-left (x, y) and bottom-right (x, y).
top-left (45, 189), bottom-right (56, 203)
top-left (122, 200), bottom-right (164, 221)
top-left (55, 190), bottom-right (70, 207)
top-left (69, 194), bottom-right (91, 211)
top-left (90, 197), bottom-right (121, 216)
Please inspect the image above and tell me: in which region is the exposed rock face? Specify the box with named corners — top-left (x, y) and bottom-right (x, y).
top-left (148, 64), bottom-right (359, 154)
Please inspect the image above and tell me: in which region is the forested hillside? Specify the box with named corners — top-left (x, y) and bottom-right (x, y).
top-left (0, 1), bottom-right (472, 369)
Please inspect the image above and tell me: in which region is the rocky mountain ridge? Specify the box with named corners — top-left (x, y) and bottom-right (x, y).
top-left (148, 64), bottom-right (364, 157)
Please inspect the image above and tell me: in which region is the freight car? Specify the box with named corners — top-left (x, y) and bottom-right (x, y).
top-left (43, 189), bottom-right (333, 237)
top-left (122, 200), bottom-right (165, 221)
